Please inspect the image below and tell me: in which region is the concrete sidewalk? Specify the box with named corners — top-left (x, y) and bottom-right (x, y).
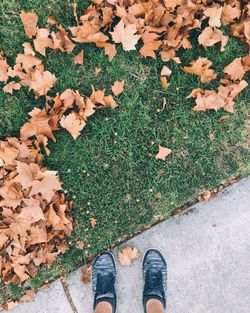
top-left (5, 177), bottom-right (250, 313)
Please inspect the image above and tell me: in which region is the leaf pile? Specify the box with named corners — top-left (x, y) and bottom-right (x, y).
top-left (0, 138), bottom-right (72, 284)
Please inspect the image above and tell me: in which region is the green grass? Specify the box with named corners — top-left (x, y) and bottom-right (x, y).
top-left (1, 0), bottom-right (250, 304)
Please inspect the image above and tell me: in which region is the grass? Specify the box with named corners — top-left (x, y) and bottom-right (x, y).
top-left (1, 0), bottom-right (250, 304)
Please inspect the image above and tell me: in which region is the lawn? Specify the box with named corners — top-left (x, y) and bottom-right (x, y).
top-left (0, 0), bottom-right (250, 303)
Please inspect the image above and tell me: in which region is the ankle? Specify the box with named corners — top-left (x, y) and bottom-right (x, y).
top-left (146, 298), bottom-right (165, 313)
top-left (94, 301), bottom-right (112, 313)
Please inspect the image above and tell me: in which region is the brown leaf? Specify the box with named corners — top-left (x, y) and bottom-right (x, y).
top-left (155, 145), bottom-right (172, 161)
top-left (60, 112), bottom-right (85, 139)
top-left (20, 11), bottom-right (38, 39)
top-left (160, 76), bottom-right (170, 89)
top-left (82, 265), bottom-right (92, 284)
top-left (3, 81), bottom-right (21, 94)
top-left (182, 57), bottom-right (217, 83)
top-left (111, 80), bottom-right (124, 96)
top-left (223, 57), bottom-right (245, 81)
top-left (118, 246), bottom-right (140, 266)
top-left (198, 26), bottom-right (228, 51)
top-left (110, 20), bottom-right (141, 51)
top-left (73, 50), bottom-right (84, 65)
top-left (90, 217), bottom-right (97, 228)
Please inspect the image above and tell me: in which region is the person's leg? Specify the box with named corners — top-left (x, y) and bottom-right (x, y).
top-left (94, 301), bottom-right (112, 313)
top-left (146, 299), bottom-right (165, 313)
top-left (92, 252), bottom-right (117, 313)
top-left (142, 249), bottom-right (168, 313)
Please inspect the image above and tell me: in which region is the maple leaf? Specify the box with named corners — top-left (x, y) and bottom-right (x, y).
top-left (118, 246), bottom-right (140, 266)
top-left (139, 31), bottom-right (162, 59)
top-left (73, 50), bottom-right (84, 65)
top-left (111, 80), bottom-right (125, 96)
top-left (20, 11), bottom-right (38, 38)
top-left (155, 145), bottom-right (172, 161)
top-left (182, 57), bottom-right (217, 83)
top-left (223, 57), bottom-right (245, 81)
top-left (198, 26), bottom-right (228, 51)
top-left (3, 81), bottom-right (21, 94)
top-left (14, 161), bottom-right (42, 188)
top-left (30, 70), bottom-right (57, 97)
top-left (222, 4), bottom-right (241, 25)
top-left (34, 28), bottom-right (53, 56)
top-left (30, 173), bottom-right (62, 202)
top-left (60, 112), bottom-right (86, 139)
top-left (82, 265), bottom-right (92, 284)
top-left (204, 7), bottom-right (222, 28)
top-left (110, 20), bottom-right (141, 51)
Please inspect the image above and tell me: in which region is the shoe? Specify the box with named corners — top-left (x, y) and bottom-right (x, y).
top-left (142, 249), bottom-right (167, 312)
top-left (92, 251), bottom-right (117, 313)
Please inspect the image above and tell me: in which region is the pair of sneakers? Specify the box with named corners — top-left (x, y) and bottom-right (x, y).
top-left (92, 248), bottom-right (167, 313)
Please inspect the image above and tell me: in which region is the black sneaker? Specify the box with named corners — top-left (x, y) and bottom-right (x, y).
top-left (142, 249), bottom-right (167, 312)
top-left (92, 251), bottom-right (117, 313)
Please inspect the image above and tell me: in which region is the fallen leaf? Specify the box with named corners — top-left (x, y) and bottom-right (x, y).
top-left (82, 265), bottom-right (92, 284)
top-left (160, 76), bottom-right (170, 89)
top-left (3, 81), bottom-right (21, 94)
top-left (155, 145), bottom-right (172, 161)
top-left (161, 65), bottom-right (172, 77)
top-left (20, 11), bottom-right (38, 38)
top-left (118, 246), bottom-right (140, 266)
top-left (60, 112), bottom-right (86, 139)
top-left (182, 57), bottom-right (217, 83)
top-left (111, 80), bottom-right (124, 96)
top-left (223, 57), bottom-right (245, 81)
top-left (73, 50), bottom-right (84, 65)
top-left (198, 26), bottom-right (228, 51)
top-left (110, 20), bottom-right (141, 51)
top-left (90, 217), bottom-right (97, 228)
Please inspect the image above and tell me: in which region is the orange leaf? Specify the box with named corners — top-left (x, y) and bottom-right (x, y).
top-left (20, 11), bottom-right (38, 38)
top-left (110, 20), bottom-right (141, 51)
top-left (111, 80), bottom-right (124, 96)
top-left (73, 50), bottom-right (84, 65)
top-left (118, 246), bottom-right (140, 266)
top-left (90, 217), bottom-right (97, 228)
top-left (155, 145), bottom-right (172, 161)
top-left (60, 112), bottom-right (86, 139)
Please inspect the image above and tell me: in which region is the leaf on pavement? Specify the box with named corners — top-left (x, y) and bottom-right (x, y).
top-left (118, 246), bottom-right (140, 266)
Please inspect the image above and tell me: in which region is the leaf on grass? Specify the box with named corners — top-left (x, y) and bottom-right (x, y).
top-left (3, 81), bottom-right (21, 94)
top-left (90, 217), bottom-right (97, 228)
top-left (139, 31), bottom-right (162, 59)
top-left (118, 246), bottom-right (140, 266)
top-left (111, 80), bottom-right (124, 96)
top-left (204, 7), bottom-right (222, 28)
top-left (223, 57), bottom-right (245, 81)
top-left (20, 11), bottom-right (38, 38)
top-left (198, 26), bottom-right (228, 51)
top-left (60, 112), bottom-right (86, 139)
top-left (182, 57), bottom-right (217, 83)
top-left (82, 265), bottom-right (92, 284)
top-left (110, 20), bottom-right (141, 51)
top-left (160, 76), bottom-right (170, 89)
top-left (155, 145), bottom-right (172, 161)
top-left (161, 65), bottom-right (172, 77)
top-left (73, 50), bottom-right (84, 65)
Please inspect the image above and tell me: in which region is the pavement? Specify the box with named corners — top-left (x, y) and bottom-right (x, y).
top-left (4, 176), bottom-right (250, 313)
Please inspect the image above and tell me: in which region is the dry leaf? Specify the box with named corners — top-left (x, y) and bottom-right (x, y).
top-left (160, 76), bottom-right (170, 89)
top-left (20, 11), bottom-right (38, 38)
top-left (111, 80), bottom-right (124, 96)
top-left (223, 57), bottom-right (245, 81)
top-left (90, 217), bottom-right (97, 228)
top-left (3, 81), bottom-right (21, 94)
top-left (110, 20), bottom-right (141, 51)
top-left (73, 50), bottom-right (84, 65)
top-left (60, 112), bottom-right (86, 139)
top-left (198, 26), bottom-right (228, 51)
top-left (118, 246), bottom-right (140, 266)
top-left (155, 145), bottom-right (172, 161)
top-left (82, 265), bottom-right (92, 284)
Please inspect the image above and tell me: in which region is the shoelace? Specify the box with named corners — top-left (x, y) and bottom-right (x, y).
top-left (145, 269), bottom-right (164, 294)
top-left (96, 272), bottom-right (115, 295)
